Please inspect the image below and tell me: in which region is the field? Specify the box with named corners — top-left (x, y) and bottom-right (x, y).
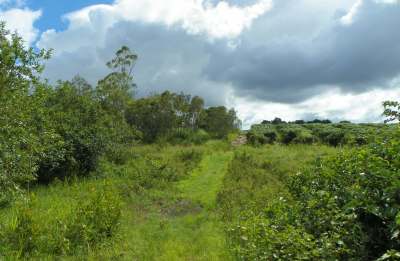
top-left (0, 139), bottom-right (332, 259)
top-left (2, 123), bottom-right (400, 260)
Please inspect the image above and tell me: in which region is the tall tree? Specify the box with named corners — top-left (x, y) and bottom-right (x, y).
top-left (97, 46), bottom-right (138, 116)
top-left (70, 75), bottom-right (93, 96)
top-left (189, 96), bottom-right (205, 129)
top-left (0, 22), bottom-right (51, 205)
top-left (201, 106), bottom-right (241, 138)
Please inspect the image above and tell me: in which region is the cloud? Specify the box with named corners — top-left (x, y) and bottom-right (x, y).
top-left (58, 0), bottom-right (272, 40)
top-left (37, 0), bottom-right (273, 104)
top-left (0, 1), bottom-right (41, 45)
top-left (38, 20), bottom-right (233, 105)
top-left (206, 0), bottom-right (400, 103)
top-left (230, 87), bottom-right (400, 129)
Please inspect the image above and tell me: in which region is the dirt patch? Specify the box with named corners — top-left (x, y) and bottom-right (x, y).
top-left (161, 199), bottom-right (203, 217)
top-left (231, 135), bottom-right (247, 147)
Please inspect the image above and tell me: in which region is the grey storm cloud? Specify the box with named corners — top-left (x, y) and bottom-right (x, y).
top-left (41, 21), bottom-right (231, 106)
top-left (205, 0), bottom-right (400, 103)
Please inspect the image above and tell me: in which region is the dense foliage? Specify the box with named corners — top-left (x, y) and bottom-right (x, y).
top-left (126, 92), bottom-right (240, 143)
top-left (219, 112), bottom-right (400, 260)
top-left (247, 122), bottom-right (396, 147)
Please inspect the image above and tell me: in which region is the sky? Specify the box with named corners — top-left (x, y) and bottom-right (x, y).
top-left (0, 0), bottom-right (399, 128)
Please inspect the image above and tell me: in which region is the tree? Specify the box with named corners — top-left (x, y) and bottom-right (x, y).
top-left (383, 101), bottom-right (400, 123)
top-left (0, 22), bottom-right (51, 93)
top-left (97, 46), bottom-right (138, 116)
top-left (126, 91), bottom-right (178, 143)
top-left (107, 45), bottom-right (138, 76)
top-left (189, 96), bottom-right (205, 129)
top-left (125, 91), bottom-right (207, 143)
top-left (70, 75), bottom-right (93, 96)
top-left (272, 117), bottom-right (284, 124)
top-left (201, 106), bottom-right (241, 138)
top-left (0, 22), bottom-right (51, 205)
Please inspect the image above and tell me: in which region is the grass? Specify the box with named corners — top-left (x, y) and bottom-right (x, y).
top-left (114, 149), bottom-right (234, 260)
top-left (0, 143), bottom-right (233, 260)
top-left (0, 142), bottom-right (340, 260)
top-left (179, 151), bottom-right (233, 207)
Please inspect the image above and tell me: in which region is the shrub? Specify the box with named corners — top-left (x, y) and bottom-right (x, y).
top-left (190, 129), bottom-right (211, 145)
top-left (282, 130), bottom-right (297, 144)
top-left (283, 131), bottom-right (400, 259)
top-left (246, 124), bottom-right (278, 145)
top-left (219, 134), bottom-right (400, 259)
top-left (293, 131), bottom-right (315, 144)
top-left (264, 130), bottom-right (278, 144)
top-left (36, 83), bottom-right (136, 182)
top-left (65, 184), bottom-right (122, 252)
top-left (228, 200), bottom-right (319, 260)
top-left (326, 130), bottom-right (346, 146)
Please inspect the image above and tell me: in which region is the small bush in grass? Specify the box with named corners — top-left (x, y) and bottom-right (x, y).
top-left (191, 129), bottom-right (211, 145)
top-left (178, 148), bottom-right (203, 164)
top-left (293, 131), bottom-right (315, 144)
top-left (66, 183), bottom-right (122, 252)
top-left (264, 130), bottom-right (278, 144)
top-left (282, 130), bottom-right (297, 144)
top-left (105, 144), bottom-right (134, 165)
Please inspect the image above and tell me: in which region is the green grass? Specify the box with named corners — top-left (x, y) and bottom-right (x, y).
top-left (179, 152), bottom-right (233, 207)
top-left (116, 150), bottom-right (234, 260)
top-left (1, 143), bottom-right (234, 260)
top-left (0, 142), bottom-right (340, 260)
top-left (217, 144), bottom-right (339, 222)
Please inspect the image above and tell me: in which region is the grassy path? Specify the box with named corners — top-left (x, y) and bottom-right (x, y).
top-left (118, 151), bottom-right (234, 260)
top-left (178, 152), bottom-right (233, 208)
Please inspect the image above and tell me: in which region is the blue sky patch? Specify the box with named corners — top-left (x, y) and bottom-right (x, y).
top-left (25, 0), bottom-right (114, 32)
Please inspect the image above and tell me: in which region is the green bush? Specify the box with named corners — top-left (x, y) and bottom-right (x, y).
top-left (65, 184), bottom-right (122, 252)
top-left (263, 130), bottom-right (278, 144)
top-left (246, 125), bottom-right (278, 145)
top-left (282, 129), bottom-right (297, 144)
top-left (293, 131), bottom-right (315, 144)
top-left (228, 200), bottom-right (319, 260)
top-left (190, 129), bottom-right (211, 145)
top-left (229, 131), bottom-right (400, 259)
top-left (36, 82), bottom-right (136, 182)
top-left (0, 183), bottom-right (122, 258)
top-left (247, 122), bottom-right (397, 147)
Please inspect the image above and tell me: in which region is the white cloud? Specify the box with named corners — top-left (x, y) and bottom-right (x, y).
top-left (341, 0), bottom-right (363, 25)
top-left (230, 87), bottom-right (400, 129)
top-left (60, 0), bottom-right (273, 40)
top-left (0, 8), bottom-right (41, 45)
